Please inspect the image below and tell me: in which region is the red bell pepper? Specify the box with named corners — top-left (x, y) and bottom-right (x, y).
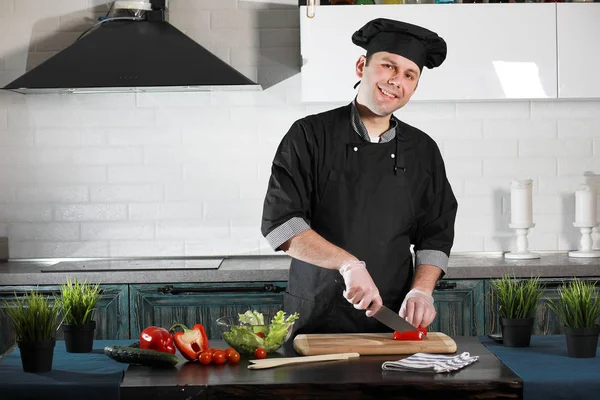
top-left (140, 326), bottom-right (176, 354)
top-left (392, 326), bottom-right (428, 341)
top-left (169, 323), bottom-right (210, 361)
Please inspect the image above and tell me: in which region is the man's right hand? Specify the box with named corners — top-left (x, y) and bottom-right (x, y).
top-left (339, 261), bottom-right (383, 317)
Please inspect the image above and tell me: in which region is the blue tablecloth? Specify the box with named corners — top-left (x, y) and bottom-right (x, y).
top-left (0, 340), bottom-right (129, 400)
top-left (480, 335), bottom-right (600, 400)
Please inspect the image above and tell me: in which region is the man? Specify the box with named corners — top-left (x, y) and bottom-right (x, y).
top-left (261, 18), bottom-right (458, 335)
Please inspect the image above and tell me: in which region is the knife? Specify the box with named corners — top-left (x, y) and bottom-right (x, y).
top-left (372, 305), bottom-right (418, 332)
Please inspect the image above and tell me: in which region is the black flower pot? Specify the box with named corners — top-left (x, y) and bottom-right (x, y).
top-left (63, 320), bottom-right (96, 353)
top-left (501, 317), bottom-right (534, 347)
top-left (564, 326), bottom-right (600, 358)
top-left (18, 339), bottom-right (56, 373)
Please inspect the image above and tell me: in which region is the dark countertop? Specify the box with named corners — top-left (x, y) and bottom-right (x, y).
top-left (120, 336), bottom-right (522, 400)
top-left (1, 253), bottom-right (600, 286)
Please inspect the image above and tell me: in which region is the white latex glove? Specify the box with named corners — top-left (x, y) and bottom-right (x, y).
top-left (339, 261), bottom-right (383, 317)
top-left (399, 289), bottom-right (436, 328)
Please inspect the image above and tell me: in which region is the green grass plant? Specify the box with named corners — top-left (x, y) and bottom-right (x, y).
top-left (3, 290), bottom-right (62, 342)
top-left (546, 278), bottom-right (600, 328)
top-left (491, 274), bottom-right (542, 319)
top-left (58, 278), bottom-right (101, 326)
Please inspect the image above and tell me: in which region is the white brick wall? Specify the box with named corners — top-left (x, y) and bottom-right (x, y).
top-left (0, 0), bottom-right (599, 258)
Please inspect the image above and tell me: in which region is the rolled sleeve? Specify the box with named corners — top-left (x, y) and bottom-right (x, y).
top-left (265, 217), bottom-right (311, 251)
top-left (412, 141), bottom-right (458, 276)
top-left (415, 249), bottom-right (449, 275)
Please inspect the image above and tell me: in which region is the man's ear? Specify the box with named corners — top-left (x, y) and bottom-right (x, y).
top-left (355, 55), bottom-right (366, 79)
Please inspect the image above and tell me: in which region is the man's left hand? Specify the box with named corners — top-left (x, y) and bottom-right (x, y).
top-left (399, 289), bottom-right (436, 328)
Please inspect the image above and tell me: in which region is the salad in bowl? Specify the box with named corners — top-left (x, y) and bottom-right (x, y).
top-left (216, 310), bottom-right (299, 354)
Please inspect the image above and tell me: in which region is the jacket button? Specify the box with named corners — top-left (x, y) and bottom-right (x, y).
top-left (353, 147), bottom-right (358, 152)
top-left (391, 154), bottom-right (395, 158)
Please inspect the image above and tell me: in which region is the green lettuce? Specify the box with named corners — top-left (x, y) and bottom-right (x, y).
top-left (222, 310), bottom-right (300, 353)
top-left (264, 310), bottom-right (299, 350)
top-left (238, 310), bottom-right (265, 326)
top-left (222, 325), bottom-right (265, 353)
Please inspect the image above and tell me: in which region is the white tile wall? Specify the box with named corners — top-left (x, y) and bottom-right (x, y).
top-left (0, 0), bottom-right (599, 258)
top-left (0, 109), bottom-right (6, 128)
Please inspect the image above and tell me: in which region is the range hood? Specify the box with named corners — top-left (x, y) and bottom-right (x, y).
top-left (3, 0), bottom-right (261, 94)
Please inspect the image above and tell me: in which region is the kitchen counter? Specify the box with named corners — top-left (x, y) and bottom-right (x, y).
top-left (0, 253), bottom-right (600, 286)
top-left (0, 256), bottom-right (290, 286)
top-left (120, 336), bottom-right (522, 400)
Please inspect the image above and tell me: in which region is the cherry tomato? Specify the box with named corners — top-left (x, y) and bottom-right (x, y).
top-left (254, 347), bottom-right (267, 359)
top-left (225, 348), bottom-right (236, 358)
top-left (212, 350), bottom-right (227, 364)
top-left (198, 351), bottom-right (212, 365)
top-left (227, 350), bottom-right (241, 363)
top-left (210, 347), bottom-right (220, 355)
top-left (256, 332), bottom-right (266, 338)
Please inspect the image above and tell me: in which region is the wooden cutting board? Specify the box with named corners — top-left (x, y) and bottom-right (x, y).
top-left (293, 332), bottom-right (457, 356)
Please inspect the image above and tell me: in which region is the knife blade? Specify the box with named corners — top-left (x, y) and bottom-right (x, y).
top-left (372, 305), bottom-right (418, 332)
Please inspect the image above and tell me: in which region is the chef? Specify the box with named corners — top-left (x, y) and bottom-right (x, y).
top-left (261, 18), bottom-right (458, 335)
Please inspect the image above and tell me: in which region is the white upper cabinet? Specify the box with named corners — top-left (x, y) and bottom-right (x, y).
top-left (557, 4), bottom-right (600, 99)
top-left (300, 4), bottom-right (558, 102)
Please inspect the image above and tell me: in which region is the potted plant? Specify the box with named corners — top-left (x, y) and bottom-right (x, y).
top-left (546, 278), bottom-right (600, 358)
top-left (490, 274), bottom-right (542, 347)
top-left (3, 290), bottom-right (62, 372)
top-left (58, 278), bottom-right (101, 353)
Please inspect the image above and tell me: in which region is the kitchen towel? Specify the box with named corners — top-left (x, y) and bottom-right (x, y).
top-left (0, 339), bottom-right (129, 400)
top-left (382, 352), bottom-right (479, 373)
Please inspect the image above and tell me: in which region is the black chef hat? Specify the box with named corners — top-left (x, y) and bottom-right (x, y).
top-left (352, 18), bottom-right (447, 72)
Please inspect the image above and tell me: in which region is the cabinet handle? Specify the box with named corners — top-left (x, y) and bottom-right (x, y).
top-left (435, 282), bottom-right (457, 291)
top-left (157, 284), bottom-right (285, 295)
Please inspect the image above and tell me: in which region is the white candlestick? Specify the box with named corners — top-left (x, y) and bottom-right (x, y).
top-left (510, 179), bottom-right (533, 226)
top-left (569, 226), bottom-right (600, 258)
top-left (575, 184), bottom-right (597, 227)
top-left (505, 224), bottom-right (540, 259)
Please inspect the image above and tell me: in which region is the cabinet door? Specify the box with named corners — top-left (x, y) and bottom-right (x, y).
top-left (431, 279), bottom-right (485, 336)
top-left (300, 4), bottom-right (557, 102)
top-left (0, 284), bottom-right (129, 354)
top-left (557, 4), bottom-right (600, 98)
top-left (485, 278), bottom-right (600, 335)
top-left (129, 282), bottom-right (287, 340)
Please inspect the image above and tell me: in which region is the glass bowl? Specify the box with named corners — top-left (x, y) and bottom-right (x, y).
top-left (216, 316), bottom-right (295, 354)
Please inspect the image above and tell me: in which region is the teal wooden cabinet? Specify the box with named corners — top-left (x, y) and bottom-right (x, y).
top-left (431, 279), bottom-right (485, 336)
top-left (485, 277), bottom-right (600, 335)
top-left (129, 282), bottom-right (287, 340)
top-left (0, 284), bottom-right (129, 354)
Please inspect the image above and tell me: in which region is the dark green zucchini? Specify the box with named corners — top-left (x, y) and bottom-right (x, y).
top-left (104, 345), bottom-right (179, 368)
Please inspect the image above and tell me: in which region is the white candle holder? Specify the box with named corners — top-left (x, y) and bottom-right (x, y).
top-left (568, 223), bottom-right (600, 258)
top-left (505, 223), bottom-right (540, 259)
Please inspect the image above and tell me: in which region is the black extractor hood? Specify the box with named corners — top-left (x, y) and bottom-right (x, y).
top-left (4, 0), bottom-right (261, 94)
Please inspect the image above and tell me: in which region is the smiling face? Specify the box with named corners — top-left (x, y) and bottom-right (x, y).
top-left (355, 51), bottom-right (420, 117)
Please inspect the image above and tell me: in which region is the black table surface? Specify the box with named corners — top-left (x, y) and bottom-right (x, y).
top-left (121, 336), bottom-right (522, 400)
